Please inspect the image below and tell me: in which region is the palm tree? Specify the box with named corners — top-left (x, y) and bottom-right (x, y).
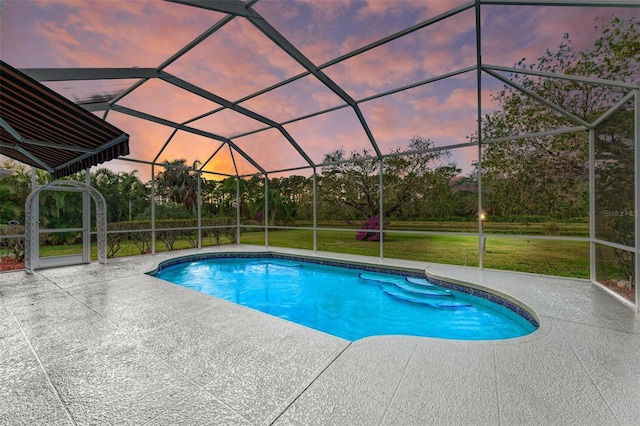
top-left (156, 159), bottom-right (202, 213)
top-left (255, 184), bottom-right (291, 226)
top-left (118, 170), bottom-right (143, 221)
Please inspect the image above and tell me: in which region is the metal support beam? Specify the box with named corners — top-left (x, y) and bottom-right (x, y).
top-left (152, 129), bottom-right (179, 164)
top-left (589, 129), bottom-right (596, 283)
top-left (475, 0), bottom-right (484, 269)
top-left (161, 72), bottom-right (315, 167)
top-left (379, 159), bottom-right (384, 260)
top-left (151, 163), bottom-right (156, 254)
top-left (165, 0), bottom-right (260, 17)
top-left (479, 0), bottom-right (640, 6)
top-left (197, 170), bottom-right (202, 249)
top-left (20, 68), bottom-right (160, 81)
top-left (243, 7), bottom-right (383, 158)
top-left (236, 177), bottom-right (241, 244)
top-left (12, 138), bottom-right (97, 154)
top-left (635, 90), bottom-right (639, 311)
top-left (483, 64), bottom-right (639, 90)
top-left (0, 142), bottom-right (54, 172)
top-left (264, 174), bottom-right (269, 248)
top-left (591, 91), bottom-right (637, 128)
top-left (484, 69), bottom-right (592, 128)
top-left (199, 142), bottom-right (226, 172)
top-left (83, 168), bottom-right (91, 263)
top-left (108, 14), bottom-right (237, 107)
top-left (313, 169), bottom-right (317, 253)
top-left (111, 105), bottom-right (266, 174)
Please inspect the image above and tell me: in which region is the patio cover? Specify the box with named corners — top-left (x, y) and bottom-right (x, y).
top-left (0, 60), bottom-right (129, 179)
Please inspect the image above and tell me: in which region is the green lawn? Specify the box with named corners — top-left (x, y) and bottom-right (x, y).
top-left (242, 229), bottom-right (590, 278)
top-left (32, 226), bottom-right (590, 279)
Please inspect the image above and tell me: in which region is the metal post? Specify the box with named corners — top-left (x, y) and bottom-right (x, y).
top-left (31, 166), bottom-right (37, 189)
top-left (475, 0), bottom-right (484, 269)
top-left (264, 174), bottom-right (269, 248)
top-left (379, 159), bottom-right (384, 260)
top-left (83, 168), bottom-right (91, 263)
top-left (635, 90), bottom-right (639, 312)
top-left (313, 169), bottom-right (317, 252)
top-left (589, 129), bottom-right (596, 283)
top-left (236, 177), bottom-right (241, 244)
top-left (151, 164), bottom-right (156, 254)
top-left (197, 170), bottom-right (202, 249)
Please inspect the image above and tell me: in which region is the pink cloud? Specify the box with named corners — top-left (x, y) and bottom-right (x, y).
top-left (232, 128), bottom-right (311, 173)
top-left (164, 18), bottom-right (307, 102)
top-left (21, 0), bottom-right (223, 68)
top-left (190, 110), bottom-right (267, 139)
top-left (3, 0), bottom-right (635, 180)
top-left (284, 108), bottom-right (374, 163)
top-left (480, 5), bottom-right (638, 67)
top-left (295, 0), bottom-right (353, 21)
top-left (117, 79), bottom-right (221, 124)
top-left (237, 74), bottom-right (343, 123)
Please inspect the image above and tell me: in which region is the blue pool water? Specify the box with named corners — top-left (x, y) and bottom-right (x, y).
top-left (153, 257), bottom-right (537, 341)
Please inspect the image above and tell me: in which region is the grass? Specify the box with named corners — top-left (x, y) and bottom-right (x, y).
top-left (26, 223), bottom-right (592, 279)
top-left (241, 229), bottom-right (590, 278)
top-left (294, 220), bottom-right (589, 237)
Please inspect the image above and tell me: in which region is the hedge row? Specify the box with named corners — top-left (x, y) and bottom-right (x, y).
top-left (106, 217), bottom-right (239, 257)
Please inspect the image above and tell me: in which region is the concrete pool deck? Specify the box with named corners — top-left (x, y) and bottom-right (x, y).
top-left (1, 245), bottom-right (638, 425)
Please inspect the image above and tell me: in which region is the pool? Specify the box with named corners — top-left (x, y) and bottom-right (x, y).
top-left (151, 255), bottom-right (538, 341)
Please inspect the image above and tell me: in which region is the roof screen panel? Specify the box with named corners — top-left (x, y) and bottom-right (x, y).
top-left (322, 8), bottom-right (476, 100)
top-left (480, 5), bottom-right (635, 68)
top-left (283, 108), bottom-right (374, 165)
top-left (255, 0), bottom-right (470, 66)
top-left (201, 144), bottom-right (241, 177)
top-left (238, 74), bottom-right (345, 124)
top-left (42, 79), bottom-right (140, 105)
top-left (104, 111), bottom-right (178, 163)
top-left (96, 158), bottom-right (153, 184)
top-left (116, 79), bottom-right (221, 124)
top-left (154, 130), bottom-right (225, 170)
top-left (0, 0), bottom-right (224, 68)
top-left (231, 128), bottom-right (312, 173)
top-left (479, 71), bottom-right (602, 138)
top-left (359, 73), bottom-right (481, 154)
top-left (164, 18), bottom-right (307, 102)
top-left (202, 143), bottom-right (263, 177)
top-left (188, 109), bottom-right (269, 139)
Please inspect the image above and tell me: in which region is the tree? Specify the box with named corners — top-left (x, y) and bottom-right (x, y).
top-left (254, 184), bottom-right (291, 226)
top-left (155, 159), bottom-right (202, 214)
top-left (479, 16), bottom-right (638, 221)
top-left (0, 160), bottom-right (30, 224)
top-left (594, 105), bottom-right (635, 296)
top-left (319, 136), bottom-right (456, 221)
top-left (92, 168), bottom-right (148, 223)
top-left (0, 160), bottom-right (49, 224)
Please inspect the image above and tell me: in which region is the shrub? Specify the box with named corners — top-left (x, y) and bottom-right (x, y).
top-left (0, 224), bottom-right (25, 261)
top-left (356, 215), bottom-right (389, 241)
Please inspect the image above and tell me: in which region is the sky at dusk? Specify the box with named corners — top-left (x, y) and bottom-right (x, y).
top-left (1, 0), bottom-right (638, 181)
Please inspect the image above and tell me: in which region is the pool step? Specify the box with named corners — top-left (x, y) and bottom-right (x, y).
top-left (358, 272), bottom-right (407, 286)
top-left (359, 272), bottom-right (468, 308)
top-left (383, 287), bottom-right (471, 309)
top-left (405, 277), bottom-right (436, 288)
top-left (389, 281), bottom-right (453, 298)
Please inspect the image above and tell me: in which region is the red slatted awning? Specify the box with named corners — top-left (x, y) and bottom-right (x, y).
top-left (0, 60), bottom-right (130, 179)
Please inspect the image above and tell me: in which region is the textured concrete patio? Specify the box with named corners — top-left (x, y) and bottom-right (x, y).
top-left (1, 245), bottom-right (638, 425)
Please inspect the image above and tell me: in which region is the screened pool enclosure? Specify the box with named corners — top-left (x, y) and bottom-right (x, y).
top-left (0, 0), bottom-right (638, 311)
